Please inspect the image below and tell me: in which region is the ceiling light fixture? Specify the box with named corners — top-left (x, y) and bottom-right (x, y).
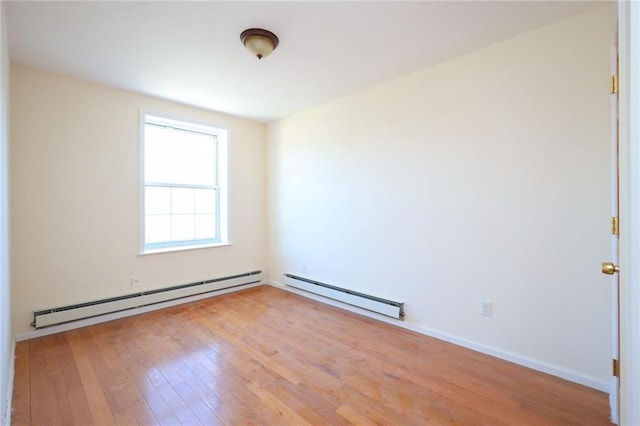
top-left (240, 28), bottom-right (279, 60)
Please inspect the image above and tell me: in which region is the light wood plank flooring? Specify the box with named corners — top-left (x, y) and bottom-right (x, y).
top-left (11, 285), bottom-right (611, 425)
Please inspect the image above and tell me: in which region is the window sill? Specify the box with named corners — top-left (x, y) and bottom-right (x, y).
top-left (139, 242), bottom-right (231, 256)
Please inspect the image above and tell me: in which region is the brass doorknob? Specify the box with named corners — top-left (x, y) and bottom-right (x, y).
top-left (602, 262), bottom-right (620, 275)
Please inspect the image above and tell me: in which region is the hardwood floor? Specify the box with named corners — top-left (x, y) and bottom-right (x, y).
top-left (11, 285), bottom-right (611, 425)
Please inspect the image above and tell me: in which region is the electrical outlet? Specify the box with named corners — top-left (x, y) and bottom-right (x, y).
top-left (129, 276), bottom-right (141, 287)
top-left (481, 300), bottom-right (492, 316)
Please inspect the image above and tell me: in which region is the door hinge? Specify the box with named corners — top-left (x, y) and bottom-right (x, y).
top-left (611, 75), bottom-right (618, 94)
top-left (613, 359), bottom-right (620, 377)
top-left (612, 216), bottom-right (619, 236)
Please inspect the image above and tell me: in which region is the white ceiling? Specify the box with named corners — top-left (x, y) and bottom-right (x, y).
top-left (6, 1), bottom-right (605, 123)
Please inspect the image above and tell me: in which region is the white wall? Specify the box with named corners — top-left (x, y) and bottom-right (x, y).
top-left (10, 65), bottom-right (266, 336)
top-left (267, 6), bottom-right (614, 386)
top-left (0, 2), bottom-right (10, 424)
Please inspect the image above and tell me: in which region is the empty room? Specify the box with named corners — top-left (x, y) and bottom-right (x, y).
top-left (1, 1), bottom-right (639, 425)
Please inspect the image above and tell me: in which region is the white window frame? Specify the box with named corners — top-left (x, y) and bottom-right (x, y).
top-left (140, 111), bottom-right (229, 254)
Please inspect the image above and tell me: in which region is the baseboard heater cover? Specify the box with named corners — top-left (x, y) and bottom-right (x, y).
top-left (284, 274), bottom-right (405, 320)
top-left (33, 271), bottom-right (263, 328)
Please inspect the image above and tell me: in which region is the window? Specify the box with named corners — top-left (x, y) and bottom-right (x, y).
top-left (141, 113), bottom-right (228, 253)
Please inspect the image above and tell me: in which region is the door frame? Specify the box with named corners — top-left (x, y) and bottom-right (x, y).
top-left (616, 1), bottom-right (640, 424)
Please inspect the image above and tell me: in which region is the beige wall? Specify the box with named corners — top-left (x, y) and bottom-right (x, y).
top-left (10, 65), bottom-right (266, 336)
top-left (1, 3), bottom-right (11, 423)
top-left (267, 6), bottom-right (613, 387)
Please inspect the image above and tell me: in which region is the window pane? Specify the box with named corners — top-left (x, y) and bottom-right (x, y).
top-left (195, 188), bottom-right (216, 214)
top-left (143, 115), bottom-right (226, 251)
top-left (145, 186), bottom-right (170, 214)
top-left (195, 214), bottom-right (216, 239)
top-left (145, 125), bottom-right (217, 186)
top-left (171, 215), bottom-right (195, 241)
top-left (171, 188), bottom-right (195, 214)
top-left (145, 215), bottom-right (171, 243)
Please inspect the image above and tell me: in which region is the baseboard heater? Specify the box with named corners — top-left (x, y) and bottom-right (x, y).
top-left (32, 271), bottom-right (263, 328)
top-left (284, 273), bottom-right (405, 320)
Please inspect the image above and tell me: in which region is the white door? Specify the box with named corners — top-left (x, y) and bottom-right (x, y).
top-left (604, 41), bottom-right (620, 425)
top-left (617, 2), bottom-right (640, 422)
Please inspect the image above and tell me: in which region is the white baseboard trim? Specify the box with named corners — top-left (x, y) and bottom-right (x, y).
top-left (267, 280), bottom-right (609, 393)
top-left (3, 339), bottom-right (15, 426)
top-left (16, 282), bottom-right (263, 342)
